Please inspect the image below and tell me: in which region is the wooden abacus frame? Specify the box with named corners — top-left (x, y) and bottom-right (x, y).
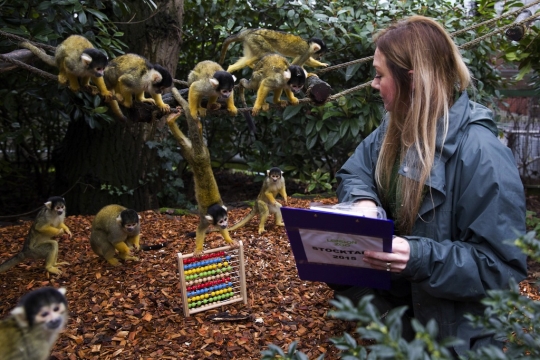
top-left (177, 241), bottom-right (247, 317)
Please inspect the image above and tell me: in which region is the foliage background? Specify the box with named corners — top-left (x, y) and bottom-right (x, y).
top-left (0, 0), bottom-right (537, 215)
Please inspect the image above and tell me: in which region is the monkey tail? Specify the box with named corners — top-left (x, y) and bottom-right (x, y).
top-left (219, 33), bottom-right (241, 65)
top-left (0, 252), bottom-right (27, 273)
top-left (226, 208), bottom-right (257, 232)
top-left (19, 41), bottom-right (56, 67)
top-left (239, 84), bottom-right (256, 134)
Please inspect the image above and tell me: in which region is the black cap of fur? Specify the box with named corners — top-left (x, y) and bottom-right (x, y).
top-left (18, 287), bottom-right (67, 327)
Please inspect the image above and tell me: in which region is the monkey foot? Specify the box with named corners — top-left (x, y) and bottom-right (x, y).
top-left (193, 248), bottom-right (204, 257)
top-left (46, 266), bottom-right (62, 275)
top-left (226, 240), bottom-right (240, 248)
top-left (121, 255), bottom-right (139, 262)
top-left (107, 258), bottom-right (121, 266)
top-left (276, 222), bottom-right (285, 226)
top-left (55, 261), bottom-right (70, 266)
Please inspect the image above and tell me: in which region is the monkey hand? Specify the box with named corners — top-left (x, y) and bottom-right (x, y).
top-left (277, 100), bottom-right (288, 108)
top-left (207, 103), bottom-right (221, 111)
top-left (166, 109), bottom-right (183, 124)
top-left (288, 97), bottom-right (299, 106)
top-left (227, 105), bottom-right (238, 116)
top-left (226, 238), bottom-right (240, 248)
top-left (101, 91), bottom-right (113, 103)
top-left (193, 247), bottom-right (204, 257)
top-left (84, 84), bottom-right (99, 95)
top-left (158, 103), bottom-right (171, 113)
top-left (141, 97), bottom-right (156, 105)
top-left (197, 107), bottom-right (207, 117)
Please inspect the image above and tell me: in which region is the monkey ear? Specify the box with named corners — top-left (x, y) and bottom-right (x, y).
top-left (81, 53), bottom-right (92, 65)
top-left (205, 214), bottom-right (214, 222)
top-left (138, 215), bottom-right (142, 220)
top-left (221, 205), bottom-right (227, 211)
top-left (311, 42), bottom-right (321, 53)
top-left (266, 169), bottom-right (270, 176)
top-left (44, 201), bottom-right (52, 209)
top-left (210, 78), bottom-right (220, 88)
top-left (151, 70), bottom-right (163, 84)
top-left (58, 287), bottom-right (67, 295)
top-left (232, 75), bottom-right (237, 83)
top-left (303, 68), bottom-right (308, 78)
top-left (11, 306), bottom-right (29, 328)
top-left (116, 215), bottom-right (122, 224)
top-left (283, 69), bottom-right (291, 80)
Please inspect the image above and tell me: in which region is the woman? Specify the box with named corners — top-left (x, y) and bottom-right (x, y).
top-left (333, 16), bottom-right (527, 355)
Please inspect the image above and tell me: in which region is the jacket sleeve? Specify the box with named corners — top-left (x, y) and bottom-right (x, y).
top-left (401, 125), bottom-right (528, 300)
top-left (336, 126), bottom-right (383, 206)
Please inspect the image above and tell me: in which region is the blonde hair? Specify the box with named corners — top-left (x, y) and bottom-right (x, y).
top-left (373, 16), bottom-right (470, 234)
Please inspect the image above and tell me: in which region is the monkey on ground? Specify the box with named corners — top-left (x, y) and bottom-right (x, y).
top-left (20, 35), bottom-right (112, 100)
top-left (187, 60), bottom-right (238, 120)
top-left (239, 54), bottom-right (306, 116)
top-left (167, 89), bottom-right (239, 256)
top-left (223, 167), bottom-right (288, 234)
top-left (89, 204), bottom-right (141, 266)
top-left (0, 196), bottom-right (71, 275)
top-left (0, 287), bottom-right (68, 360)
top-left (104, 53), bottom-right (172, 121)
top-left (219, 28), bottom-right (328, 73)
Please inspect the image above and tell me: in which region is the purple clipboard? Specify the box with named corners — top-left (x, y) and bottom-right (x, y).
top-left (281, 207), bottom-right (394, 290)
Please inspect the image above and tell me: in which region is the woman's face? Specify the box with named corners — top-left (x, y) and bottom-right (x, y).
top-left (371, 48), bottom-right (396, 112)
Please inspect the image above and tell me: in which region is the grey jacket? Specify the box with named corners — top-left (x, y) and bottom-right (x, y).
top-left (336, 92), bottom-right (527, 355)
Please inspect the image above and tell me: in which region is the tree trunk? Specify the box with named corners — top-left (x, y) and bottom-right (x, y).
top-left (53, 0), bottom-right (184, 214)
top-left (54, 118), bottom-right (161, 215)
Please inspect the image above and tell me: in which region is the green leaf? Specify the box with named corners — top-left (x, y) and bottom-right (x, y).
top-left (282, 104), bottom-right (302, 121)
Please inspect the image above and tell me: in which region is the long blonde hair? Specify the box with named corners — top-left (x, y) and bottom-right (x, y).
top-left (373, 16), bottom-right (470, 234)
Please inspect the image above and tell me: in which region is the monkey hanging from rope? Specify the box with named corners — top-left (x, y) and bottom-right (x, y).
top-left (167, 88), bottom-right (238, 256)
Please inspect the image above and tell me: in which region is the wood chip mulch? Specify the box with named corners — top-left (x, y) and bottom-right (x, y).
top-left (1, 196), bottom-right (538, 360)
top-left (0, 197), bottom-right (359, 360)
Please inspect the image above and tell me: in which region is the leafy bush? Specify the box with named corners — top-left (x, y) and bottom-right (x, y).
top-left (260, 231), bottom-right (540, 359)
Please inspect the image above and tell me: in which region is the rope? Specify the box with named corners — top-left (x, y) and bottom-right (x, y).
top-left (0, 29), bottom-right (56, 52)
top-left (315, 0), bottom-right (540, 76)
top-left (1, 4), bottom-right (539, 110)
top-left (0, 54), bottom-right (57, 81)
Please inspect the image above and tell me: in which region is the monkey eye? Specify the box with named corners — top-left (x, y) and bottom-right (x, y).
top-left (40, 311), bottom-right (50, 317)
top-left (53, 305), bottom-right (60, 312)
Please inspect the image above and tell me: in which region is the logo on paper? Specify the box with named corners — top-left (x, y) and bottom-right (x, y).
top-left (326, 238), bottom-right (357, 247)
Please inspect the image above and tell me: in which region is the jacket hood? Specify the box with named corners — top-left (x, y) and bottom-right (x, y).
top-left (437, 91), bottom-right (497, 162)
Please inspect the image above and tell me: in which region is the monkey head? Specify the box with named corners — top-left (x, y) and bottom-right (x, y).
top-left (267, 167), bottom-right (284, 182)
top-left (149, 64), bottom-right (173, 95)
top-left (45, 196), bottom-right (67, 216)
top-left (81, 48), bottom-right (109, 78)
top-left (13, 287), bottom-right (68, 329)
top-left (116, 209), bottom-right (141, 234)
top-left (205, 204), bottom-right (229, 229)
top-left (308, 38), bottom-right (327, 57)
top-left (287, 65), bottom-right (306, 93)
top-left (210, 71), bottom-right (236, 99)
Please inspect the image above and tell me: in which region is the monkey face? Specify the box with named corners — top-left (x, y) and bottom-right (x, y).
top-left (119, 209), bottom-right (140, 233)
top-left (45, 196), bottom-right (67, 216)
top-left (287, 65), bottom-right (306, 93)
top-left (36, 302), bottom-right (67, 331)
top-left (212, 71), bottom-right (236, 99)
top-left (83, 49), bottom-right (109, 78)
top-left (207, 204), bottom-right (229, 229)
top-left (267, 167), bottom-right (283, 182)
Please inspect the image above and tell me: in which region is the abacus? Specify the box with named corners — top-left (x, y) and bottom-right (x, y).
top-left (177, 241), bottom-right (247, 317)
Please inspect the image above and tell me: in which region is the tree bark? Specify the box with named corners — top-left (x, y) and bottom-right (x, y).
top-left (53, 0), bottom-right (184, 214)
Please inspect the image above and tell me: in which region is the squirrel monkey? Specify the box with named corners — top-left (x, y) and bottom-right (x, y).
top-left (166, 92), bottom-right (238, 256)
top-left (20, 35), bottom-right (112, 100)
top-left (219, 28), bottom-right (328, 73)
top-left (0, 196), bottom-right (71, 275)
top-left (187, 60), bottom-right (238, 119)
top-left (89, 204), bottom-right (141, 266)
top-left (104, 53), bottom-right (173, 121)
top-left (239, 54), bottom-right (306, 116)
top-left (225, 167), bottom-right (288, 234)
top-left (0, 287), bottom-right (68, 360)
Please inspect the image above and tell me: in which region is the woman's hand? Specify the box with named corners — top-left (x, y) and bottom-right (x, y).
top-left (363, 237), bottom-right (410, 273)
